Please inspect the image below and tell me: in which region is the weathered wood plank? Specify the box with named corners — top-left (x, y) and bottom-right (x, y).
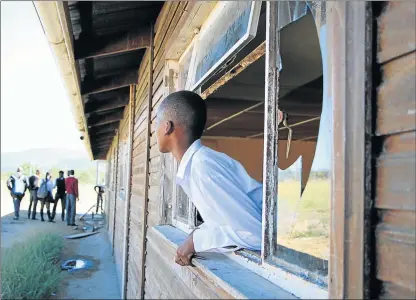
top-left (145, 243), bottom-right (197, 299)
top-left (148, 154), bottom-right (160, 173)
top-left (376, 223), bottom-right (416, 292)
top-left (133, 127), bottom-right (147, 147)
top-left (377, 52), bottom-right (416, 135)
top-left (165, 2), bottom-right (217, 60)
top-left (376, 131), bottom-right (416, 211)
top-left (152, 66), bottom-right (164, 96)
top-left (381, 282), bottom-right (416, 299)
top-left (377, 1), bottom-right (416, 64)
top-left (154, 2), bottom-right (183, 65)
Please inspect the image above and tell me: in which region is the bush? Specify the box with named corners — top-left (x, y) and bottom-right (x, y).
top-left (1, 233), bottom-right (64, 299)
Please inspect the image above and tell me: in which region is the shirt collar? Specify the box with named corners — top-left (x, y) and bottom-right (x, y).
top-left (176, 139), bottom-right (202, 181)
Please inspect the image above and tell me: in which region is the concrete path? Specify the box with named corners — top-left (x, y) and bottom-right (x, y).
top-left (58, 230), bottom-right (121, 300)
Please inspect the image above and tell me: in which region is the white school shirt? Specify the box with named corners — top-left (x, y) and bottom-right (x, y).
top-left (176, 139), bottom-right (263, 253)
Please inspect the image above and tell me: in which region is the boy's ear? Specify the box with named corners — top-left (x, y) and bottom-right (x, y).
top-left (165, 120), bottom-right (174, 135)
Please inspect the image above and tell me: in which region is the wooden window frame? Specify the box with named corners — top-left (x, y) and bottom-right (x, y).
top-left (260, 1), bottom-right (370, 298)
top-left (170, 43), bottom-right (200, 233)
top-left (188, 1), bottom-right (262, 91)
top-left (118, 138), bottom-right (130, 200)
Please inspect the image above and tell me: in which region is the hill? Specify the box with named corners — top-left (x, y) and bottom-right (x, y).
top-left (1, 148), bottom-right (95, 172)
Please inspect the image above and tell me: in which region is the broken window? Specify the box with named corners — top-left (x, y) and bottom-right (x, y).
top-left (167, 0), bottom-right (330, 289)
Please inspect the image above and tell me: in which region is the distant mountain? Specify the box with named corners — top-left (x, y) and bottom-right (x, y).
top-left (1, 148), bottom-right (95, 172)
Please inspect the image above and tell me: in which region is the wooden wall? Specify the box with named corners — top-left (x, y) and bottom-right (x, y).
top-left (375, 2), bottom-right (415, 298)
top-left (143, 3), bottom-right (195, 299)
top-left (107, 145), bottom-right (117, 245)
top-left (125, 43), bottom-right (150, 298)
top-left (113, 106), bottom-right (130, 285)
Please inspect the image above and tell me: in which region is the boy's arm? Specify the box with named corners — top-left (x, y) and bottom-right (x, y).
top-left (175, 229), bottom-right (197, 266)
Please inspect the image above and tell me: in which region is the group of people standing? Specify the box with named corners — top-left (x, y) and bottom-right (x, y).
top-left (6, 167), bottom-right (79, 226)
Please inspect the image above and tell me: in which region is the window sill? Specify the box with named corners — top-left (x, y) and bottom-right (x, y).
top-left (153, 225), bottom-right (298, 299)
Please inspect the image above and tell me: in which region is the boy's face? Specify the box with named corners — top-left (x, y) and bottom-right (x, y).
top-left (155, 113), bottom-right (171, 153)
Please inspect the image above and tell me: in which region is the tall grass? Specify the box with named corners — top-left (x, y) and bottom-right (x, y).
top-left (1, 233), bottom-right (64, 299)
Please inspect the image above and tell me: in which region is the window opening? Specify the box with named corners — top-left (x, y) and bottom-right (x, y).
top-left (169, 0), bottom-right (330, 289)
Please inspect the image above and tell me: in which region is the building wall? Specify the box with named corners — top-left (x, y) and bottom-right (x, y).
top-left (113, 106), bottom-right (130, 289)
top-left (143, 2), bottom-right (200, 299)
top-left (374, 2), bottom-right (415, 298)
top-left (103, 1), bottom-right (416, 299)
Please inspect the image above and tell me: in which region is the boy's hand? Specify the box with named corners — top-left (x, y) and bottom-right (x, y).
top-left (278, 109), bottom-right (283, 125)
top-left (175, 231), bottom-right (196, 266)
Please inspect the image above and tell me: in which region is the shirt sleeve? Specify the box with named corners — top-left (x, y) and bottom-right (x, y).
top-left (193, 224), bottom-right (239, 253)
top-left (191, 165), bottom-right (262, 253)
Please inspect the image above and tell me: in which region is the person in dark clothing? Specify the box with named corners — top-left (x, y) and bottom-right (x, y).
top-left (28, 170), bottom-right (41, 219)
top-left (51, 170), bottom-right (66, 221)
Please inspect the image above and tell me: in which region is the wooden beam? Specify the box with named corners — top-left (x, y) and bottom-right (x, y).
top-left (328, 2), bottom-right (370, 299)
top-left (262, 1), bottom-right (279, 261)
top-left (93, 143), bottom-right (112, 149)
top-left (92, 136), bottom-right (114, 143)
top-left (81, 69), bottom-right (138, 95)
top-left (88, 110), bottom-right (124, 127)
top-left (85, 95), bottom-right (129, 114)
top-left (75, 27), bottom-right (150, 60)
top-left (90, 131), bottom-right (116, 139)
top-left (89, 122), bottom-right (119, 135)
top-left (202, 41), bottom-right (265, 99)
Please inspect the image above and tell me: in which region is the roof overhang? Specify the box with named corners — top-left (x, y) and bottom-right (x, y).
top-left (34, 1), bottom-right (163, 160)
top-left (34, 1), bottom-right (94, 160)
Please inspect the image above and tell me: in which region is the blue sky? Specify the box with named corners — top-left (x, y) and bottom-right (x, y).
top-left (1, 1), bottom-right (87, 155)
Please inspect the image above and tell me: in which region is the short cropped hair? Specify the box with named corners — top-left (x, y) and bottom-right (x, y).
top-left (158, 91), bottom-right (207, 140)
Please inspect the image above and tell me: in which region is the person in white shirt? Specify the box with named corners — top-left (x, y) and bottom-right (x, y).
top-left (6, 166), bottom-right (29, 220)
top-left (155, 91), bottom-right (283, 266)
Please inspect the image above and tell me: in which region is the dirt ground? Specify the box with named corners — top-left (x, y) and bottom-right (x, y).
top-left (1, 181), bottom-right (121, 299)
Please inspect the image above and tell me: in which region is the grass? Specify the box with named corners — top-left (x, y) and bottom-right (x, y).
top-left (277, 179), bottom-right (330, 259)
top-left (1, 233), bottom-right (64, 300)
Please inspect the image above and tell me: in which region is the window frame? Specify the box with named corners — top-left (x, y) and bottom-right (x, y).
top-left (170, 42), bottom-right (200, 233)
top-left (188, 1), bottom-right (262, 91)
top-left (118, 139), bottom-right (130, 200)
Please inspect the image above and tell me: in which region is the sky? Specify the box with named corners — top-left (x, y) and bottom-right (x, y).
top-left (1, 1), bottom-right (87, 156)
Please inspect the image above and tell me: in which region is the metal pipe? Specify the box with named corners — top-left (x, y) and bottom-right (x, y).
top-left (206, 101), bottom-right (264, 132)
top-left (247, 116), bottom-right (321, 138)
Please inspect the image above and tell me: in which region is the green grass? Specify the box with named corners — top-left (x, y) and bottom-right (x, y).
top-left (277, 179), bottom-right (330, 259)
top-left (1, 233), bottom-right (64, 300)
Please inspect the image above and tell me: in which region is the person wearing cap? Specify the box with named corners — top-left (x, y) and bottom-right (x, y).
top-left (6, 166), bottom-right (30, 220)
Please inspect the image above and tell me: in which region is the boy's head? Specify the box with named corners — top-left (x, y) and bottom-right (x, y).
top-left (156, 91), bottom-right (206, 153)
